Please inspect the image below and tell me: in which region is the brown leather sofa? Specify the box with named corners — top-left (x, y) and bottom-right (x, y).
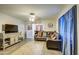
top-left (46, 40), bottom-right (62, 51)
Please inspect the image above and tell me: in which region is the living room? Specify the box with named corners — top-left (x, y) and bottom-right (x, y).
top-left (0, 4), bottom-right (78, 55)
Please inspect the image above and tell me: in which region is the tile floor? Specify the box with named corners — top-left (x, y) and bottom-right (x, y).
top-left (0, 39), bottom-right (62, 55)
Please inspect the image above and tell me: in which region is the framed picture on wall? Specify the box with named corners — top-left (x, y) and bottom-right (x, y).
top-left (48, 23), bottom-right (53, 28)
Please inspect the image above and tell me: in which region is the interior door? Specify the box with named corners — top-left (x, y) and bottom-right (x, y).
top-left (26, 24), bottom-right (33, 39)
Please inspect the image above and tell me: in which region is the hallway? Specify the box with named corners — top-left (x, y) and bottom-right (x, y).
top-left (0, 40), bottom-right (62, 55)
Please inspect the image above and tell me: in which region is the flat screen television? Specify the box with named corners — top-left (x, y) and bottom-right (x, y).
top-left (2, 24), bottom-right (18, 33)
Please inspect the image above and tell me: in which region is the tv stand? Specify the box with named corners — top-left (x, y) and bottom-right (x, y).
top-left (0, 32), bottom-right (23, 50)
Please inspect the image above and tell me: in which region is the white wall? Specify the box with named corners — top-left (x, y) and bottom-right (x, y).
top-left (0, 13), bottom-right (25, 38)
top-left (77, 5), bottom-right (79, 54)
top-left (41, 17), bottom-right (57, 31)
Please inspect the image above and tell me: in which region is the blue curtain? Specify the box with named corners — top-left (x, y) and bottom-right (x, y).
top-left (64, 9), bottom-right (73, 55)
top-left (59, 16), bottom-right (66, 54)
top-left (59, 5), bottom-right (77, 55)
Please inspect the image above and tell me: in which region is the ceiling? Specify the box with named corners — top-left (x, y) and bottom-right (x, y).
top-left (0, 4), bottom-right (66, 21)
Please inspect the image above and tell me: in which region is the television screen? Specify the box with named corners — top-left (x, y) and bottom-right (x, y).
top-left (2, 24), bottom-right (18, 33)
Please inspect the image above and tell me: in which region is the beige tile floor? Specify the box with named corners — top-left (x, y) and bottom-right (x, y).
top-left (0, 39), bottom-right (62, 55)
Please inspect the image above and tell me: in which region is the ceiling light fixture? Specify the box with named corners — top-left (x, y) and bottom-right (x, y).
top-left (29, 13), bottom-right (35, 22)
